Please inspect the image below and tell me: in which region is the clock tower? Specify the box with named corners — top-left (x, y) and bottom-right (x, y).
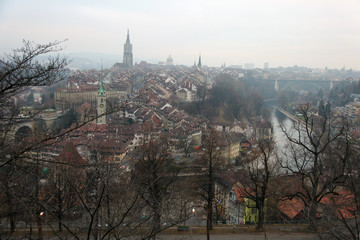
top-left (97, 70), bottom-right (106, 124)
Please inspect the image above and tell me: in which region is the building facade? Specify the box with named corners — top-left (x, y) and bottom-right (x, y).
top-left (54, 87), bottom-right (125, 111)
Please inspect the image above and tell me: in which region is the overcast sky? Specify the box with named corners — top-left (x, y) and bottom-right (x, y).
top-left (1, 0), bottom-right (360, 69)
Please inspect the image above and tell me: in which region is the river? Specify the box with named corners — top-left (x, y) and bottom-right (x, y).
top-left (268, 107), bottom-right (302, 173)
top-left (271, 108), bottom-right (293, 151)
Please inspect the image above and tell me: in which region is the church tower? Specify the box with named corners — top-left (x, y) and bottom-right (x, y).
top-left (198, 55), bottom-right (202, 68)
top-left (97, 69), bottom-right (106, 124)
top-left (123, 30), bottom-right (133, 68)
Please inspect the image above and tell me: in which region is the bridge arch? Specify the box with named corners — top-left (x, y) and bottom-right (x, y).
top-left (15, 125), bottom-right (33, 143)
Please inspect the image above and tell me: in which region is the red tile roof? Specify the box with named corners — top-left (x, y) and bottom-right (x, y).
top-left (278, 198), bottom-right (305, 220)
top-left (57, 140), bottom-right (87, 166)
top-left (320, 191), bottom-right (357, 219)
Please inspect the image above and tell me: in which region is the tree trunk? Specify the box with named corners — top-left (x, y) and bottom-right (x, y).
top-left (257, 201), bottom-right (264, 230)
top-left (150, 173), bottom-right (162, 240)
top-left (57, 187), bottom-right (62, 232)
top-left (151, 209), bottom-right (161, 240)
top-left (29, 220), bottom-right (32, 239)
top-left (10, 217), bottom-right (15, 236)
top-left (208, 157), bottom-right (214, 230)
top-left (308, 200), bottom-right (318, 230)
top-left (93, 214), bottom-right (99, 240)
top-left (206, 226), bottom-right (210, 240)
top-left (4, 184), bottom-right (15, 236)
top-left (207, 208), bottom-right (211, 240)
top-left (36, 214), bottom-right (43, 240)
top-left (207, 170), bottom-right (214, 240)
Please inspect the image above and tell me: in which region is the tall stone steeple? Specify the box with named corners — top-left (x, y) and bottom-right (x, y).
top-left (97, 64), bottom-right (106, 124)
top-left (126, 29), bottom-right (130, 44)
top-left (123, 29), bottom-right (133, 68)
top-left (198, 55), bottom-right (202, 68)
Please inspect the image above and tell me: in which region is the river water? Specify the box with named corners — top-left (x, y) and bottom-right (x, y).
top-left (270, 107), bottom-right (312, 173)
top-left (269, 107), bottom-right (300, 172)
top-left (271, 108), bottom-right (293, 151)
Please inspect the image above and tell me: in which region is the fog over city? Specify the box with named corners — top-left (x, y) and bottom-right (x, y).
top-left (2, 1), bottom-right (360, 239)
top-left (1, 0), bottom-right (360, 69)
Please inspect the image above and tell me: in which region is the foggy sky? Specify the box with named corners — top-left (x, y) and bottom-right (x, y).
top-left (1, 0), bottom-right (360, 69)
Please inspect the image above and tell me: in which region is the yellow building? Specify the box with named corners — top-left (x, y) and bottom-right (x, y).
top-left (243, 198), bottom-right (267, 224)
top-left (217, 133), bottom-right (242, 164)
top-left (228, 140), bottom-right (240, 161)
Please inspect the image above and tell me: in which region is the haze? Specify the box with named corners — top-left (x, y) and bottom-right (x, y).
top-left (1, 0), bottom-right (360, 69)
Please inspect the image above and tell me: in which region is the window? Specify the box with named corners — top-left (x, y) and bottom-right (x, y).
top-left (252, 208), bottom-right (257, 215)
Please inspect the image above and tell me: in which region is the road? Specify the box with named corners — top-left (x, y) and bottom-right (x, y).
top-left (157, 232), bottom-right (317, 240)
top-left (3, 231), bottom-right (318, 240)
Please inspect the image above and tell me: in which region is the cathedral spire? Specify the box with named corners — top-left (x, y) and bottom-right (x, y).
top-left (123, 30), bottom-right (133, 67)
top-left (198, 54), bottom-right (202, 68)
top-left (126, 29), bottom-right (130, 44)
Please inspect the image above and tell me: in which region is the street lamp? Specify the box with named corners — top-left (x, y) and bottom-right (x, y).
top-left (37, 211), bottom-right (44, 240)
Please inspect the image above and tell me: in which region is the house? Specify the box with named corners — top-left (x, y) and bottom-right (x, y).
top-left (230, 122), bottom-right (245, 134)
top-left (228, 188), bottom-right (244, 224)
top-left (210, 122), bottom-right (231, 132)
top-left (240, 139), bottom-right (257, 152)
top-left (243, 198), bottom-right (264, 224)
top-left (76, 102), bottom-right (97, 124)
top-left (253, 120), bottom-right (272, 140)
top-left (232, 186), bottom-right (266, 224)
top-left (176, 88), bottom-right (192, 102)
top-left (227, 133), bottom-right (243, 163)
top-left (51, 140), bottom-right (87, 208)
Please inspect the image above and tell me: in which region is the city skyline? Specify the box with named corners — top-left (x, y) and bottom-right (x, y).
top-left (1, 0), bottom-right (360, 69)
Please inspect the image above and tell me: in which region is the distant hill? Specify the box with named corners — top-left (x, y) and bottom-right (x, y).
top-left (65, 52), bottom-right (121, 70)
top-left (31, 52), bottom-right (162, 70)
top-left (64, 52), bottom-right (161, 70)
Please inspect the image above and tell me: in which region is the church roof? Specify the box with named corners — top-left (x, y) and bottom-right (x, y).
top-left (98, 71), bottom-right (106, 96)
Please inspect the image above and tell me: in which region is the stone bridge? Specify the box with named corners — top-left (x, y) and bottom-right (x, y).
top-left (264, 78), bottom-right (350, 92)
top-left (2, 114), bottom-right (56, 143)
top-left (3, 119), bottom-right (36, 143)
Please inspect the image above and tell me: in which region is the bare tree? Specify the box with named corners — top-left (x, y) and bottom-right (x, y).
top-left (31, 143), bottom-right (151, 240)
top-left (315, 136), bottom-right (360, 240)
top-left (0, 40), bottom-right (68, 168)
top-left (279, 104), bottom-right (350, 230)
top-left (237, 139), bottom-right (278, 229)
top-left (0, 41), bottom-right (68, 237)
top-left (0, 40), bottom-right (67, 101)
top-left (178, 136), bottom-right (196, 157)
top-left (132, 133), bottom-right (180, 240)
top-left (0, 40), bottom-right (184, 239)
top-left (197, 129), bottom-right (223, 240)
